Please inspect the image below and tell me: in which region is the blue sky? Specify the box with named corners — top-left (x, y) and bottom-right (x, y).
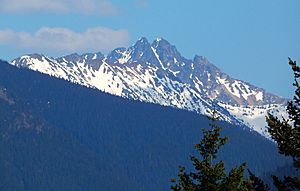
top-left (0, 0), bottom-right (299, 98)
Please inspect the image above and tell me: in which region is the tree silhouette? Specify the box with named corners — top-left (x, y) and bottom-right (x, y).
top-left (266, 58), bottom-right (300, 190)
top-left (171, 110), bottom-right (257, 191)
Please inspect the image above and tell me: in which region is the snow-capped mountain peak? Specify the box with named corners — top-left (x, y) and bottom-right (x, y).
top-left (10, 37), bottom-right (287, 138)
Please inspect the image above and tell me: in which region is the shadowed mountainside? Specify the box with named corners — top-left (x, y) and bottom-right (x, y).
top-left (0, 60), bottom-right (290, 190)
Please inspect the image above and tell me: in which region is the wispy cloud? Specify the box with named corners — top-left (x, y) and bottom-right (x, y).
top-left (0, 27), bottom-right (130, 56)
top-left (0, 0), bottom-right (119, 15)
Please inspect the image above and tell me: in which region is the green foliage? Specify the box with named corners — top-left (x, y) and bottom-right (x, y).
top-left (266, 58), bottom-right (300, 190)
top-left (171, 110), bottom-right (256, 191)
top-left (248, 170), bottom-right (270, 191)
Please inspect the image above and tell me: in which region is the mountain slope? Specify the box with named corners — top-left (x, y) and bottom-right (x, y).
top-left (0, 60), bottom-right (290, 190)
top-left (0, 77), bottom-right (141, 191)
top-left (10, 38), bottom-right (286, 137)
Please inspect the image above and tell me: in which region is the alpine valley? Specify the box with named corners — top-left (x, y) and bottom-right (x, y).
top-left (11, 37), bottom-right (287, 138)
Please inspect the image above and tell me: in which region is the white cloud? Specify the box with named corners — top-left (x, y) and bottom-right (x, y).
top-left (0, 27), bottom-right (130, 56)
top-left (0, 0), bottom-right (119, 15)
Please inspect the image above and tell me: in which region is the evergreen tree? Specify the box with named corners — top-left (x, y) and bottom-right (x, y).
top-left (247, 170), bottom-right (270, 191)
top-left (266, 58), bottom-right (300, 190)
top-left (171, 110), bottom-right (257, 191)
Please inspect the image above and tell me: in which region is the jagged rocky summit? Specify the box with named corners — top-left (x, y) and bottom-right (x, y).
top-left (10, 37), bottom-right (287, 138)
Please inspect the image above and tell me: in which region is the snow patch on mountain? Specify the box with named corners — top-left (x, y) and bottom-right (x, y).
top-left (219, 103), bottom-right (287, 138)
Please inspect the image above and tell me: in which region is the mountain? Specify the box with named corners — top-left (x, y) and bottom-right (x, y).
top-left (0, 69), bottom-right (140, 191)
top-left (10, 37), bottom-right (287, 138)
top-left (0, 60), bottom-right (290, 190)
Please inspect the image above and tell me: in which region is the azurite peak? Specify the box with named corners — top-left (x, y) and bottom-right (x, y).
top-left (10, 37), bottom-right (287, 138)
top-left (129, 37), bottom-right (155, 64)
